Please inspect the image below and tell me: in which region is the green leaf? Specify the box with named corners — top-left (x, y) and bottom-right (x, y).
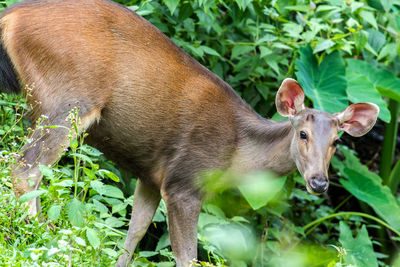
top-left (38, 165), bottom-right (54, 180)
top-left (347, 59), bottom-right (400, 103)
top-left (201, 46), bottom-right (220, 57)
top-left (346, 69), bottom-right (390, 122)
top-left (377, 43), bottom-right (398, 62)
top-left (47, 204), bottom-right (61, 221)
top-left (79, 145), bottom-right (103, 157)
top-left (354, 30), bottom-right (368, 53)
top-left (90, 180), bottom-right (105, 195)
top-left (75, 237), bottom-right (86, 246)
top-left (360, 11), bottom-right (378, 29)
top-left (332, 146), bottom-right (400, 232)
top-left (139, 251), bottom-right (159, 258)
top-left (285, 5), bottom-right (310, 12)
top-left (234, 0), bottom-right (252, 11)
top-left (97, 169), bottom-right (120, 182)
top-left (66, 198), bottom-right (85, 227)
top-left (155, 233), bottom-right (171, 251)
top-left (19, 189), bottom-right (46, 203)
top-left (231, 45), bottom-right (253, 60)
top-left (163, 0), bottom-right (179, 15)
top-left (102, 248), bottom-right (118, 257)
top-left (69, 153), bottom-right (94, 166)
top-left (103, 185), bottom-right (124, 199)
top-left (238, 172), bottom-right (286, 210)
top-left (380, 0), bottom-right (393, 12)
top-left (53, 179), bottom-right (74, 187)
top-left (295, 45), bottom-right (348, 113)
top-left (367, 29), bottom-right (386, 53)
top-left (339, 222), bottom-right (378, 267)
top-left (314, 39), bottom-right (335, 53)
top-left (86, 228), bottom-right (100, 249)
top-left (92, 199), bottom-right (108, 213)
top-left (105, 217), bottom-right (125, 228)
top-left (259, 46), bottom-right (273, 58)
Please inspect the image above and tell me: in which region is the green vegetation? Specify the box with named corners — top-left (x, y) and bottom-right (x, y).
top-left (1, 0), bottom-right (400, 266)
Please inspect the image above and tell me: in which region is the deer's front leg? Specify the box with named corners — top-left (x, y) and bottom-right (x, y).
top-left (163, 187), bottom-right (202, 267)
top-left (116, 179), bottom-right (161, 267)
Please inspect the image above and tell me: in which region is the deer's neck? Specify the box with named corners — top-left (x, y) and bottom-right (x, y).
top-left (232, 111), bottom-right (296, 176)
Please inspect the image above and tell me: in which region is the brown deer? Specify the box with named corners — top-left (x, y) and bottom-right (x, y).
top-left (0, 0), bottom-right (379, 266)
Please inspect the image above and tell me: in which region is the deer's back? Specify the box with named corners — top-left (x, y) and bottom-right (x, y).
top-left (1, 0), bottom-right (246, 188)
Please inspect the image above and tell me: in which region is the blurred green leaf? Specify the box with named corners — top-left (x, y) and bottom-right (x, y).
top-left (238, 172), bottom-right (286, 210)
top-left (314, 39), bottom-right (335, 53)
top-left (163, 0), bottom-right (179, 14)
top-left (86, 228), bottom-right (100, 249)
top-left (360, 11), bottom-right (378, 29)
top-left (346, 69), bottom-right (390, 122)
top-left (47, 204), bottom-right (61, 221)
top-left (367, 29), bottom-right (386, 53)
top-left (19, 189), bottom-right (46, 203)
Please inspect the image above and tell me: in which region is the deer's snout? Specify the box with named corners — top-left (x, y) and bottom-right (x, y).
top-left (308, 174), bottom-right (328, 194)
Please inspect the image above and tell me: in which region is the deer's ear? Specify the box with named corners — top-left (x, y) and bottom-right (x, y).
top-left (275, 78), bottom-right (305, 117)
top-left (335, 103), bottom-right (379, 137)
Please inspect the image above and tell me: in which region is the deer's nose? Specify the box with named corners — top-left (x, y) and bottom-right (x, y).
top-left (309, 174), bottom-right (329, 194)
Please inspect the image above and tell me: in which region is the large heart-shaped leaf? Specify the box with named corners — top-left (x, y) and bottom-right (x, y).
top-left (346, 69), bottom-right (390, 122)
top-left (339, 222), bottom-right (378, 267)
top-left (347, 59), bottom-right (400, 103)
top-left (295, 46), bottom-right (348, 113)
top-left (332, 147), bottom-right (400, 232)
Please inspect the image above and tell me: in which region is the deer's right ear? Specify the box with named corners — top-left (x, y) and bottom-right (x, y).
top-left (275, 78), bottom-right (305, 117)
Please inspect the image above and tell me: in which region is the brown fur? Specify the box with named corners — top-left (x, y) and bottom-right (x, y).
top-left (0, 1), bottom-right (379, 266)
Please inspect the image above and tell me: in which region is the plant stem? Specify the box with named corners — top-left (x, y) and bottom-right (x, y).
top-left (380, 99), bottom-right (400, 184)
top-left (303, 211), bottom-right (400, 237)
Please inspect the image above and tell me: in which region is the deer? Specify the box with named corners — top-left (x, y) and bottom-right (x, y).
top-left (0, 0), bottom-right (379, 266)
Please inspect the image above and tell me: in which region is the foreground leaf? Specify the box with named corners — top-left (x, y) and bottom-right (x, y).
top-left (86, 228), bottom-right (100, 249)
top-left (295, 46), bottom-right (348, 113)
top-left (238, 172), bottom-right (286, 210)
top-left (339, 222), bottom-right (378, 267)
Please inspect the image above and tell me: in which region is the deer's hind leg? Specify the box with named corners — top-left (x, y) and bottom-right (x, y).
top-left (12, 105), bottom-right (101, 216)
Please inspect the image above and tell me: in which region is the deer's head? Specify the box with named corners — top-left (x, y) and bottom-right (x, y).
top-left (276, 78), bottom-right (379, 194)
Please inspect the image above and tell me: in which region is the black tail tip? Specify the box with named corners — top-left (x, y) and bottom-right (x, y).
top-left (0, 37), bottom-right (20, 94)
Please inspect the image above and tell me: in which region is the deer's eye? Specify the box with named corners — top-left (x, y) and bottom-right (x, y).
top-left (299, 131), bottom-right (307, 140)
top-left (333, 139), bottom-right (341, 147)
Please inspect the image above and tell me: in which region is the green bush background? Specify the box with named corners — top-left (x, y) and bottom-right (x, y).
top-left (0, 0), bottom-right (400, 266)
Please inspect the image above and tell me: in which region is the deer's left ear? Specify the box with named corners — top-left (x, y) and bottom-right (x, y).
top-left (275, 78), bottom-right (305, 117)
top-left (335, 103), bottom-right (379, 137)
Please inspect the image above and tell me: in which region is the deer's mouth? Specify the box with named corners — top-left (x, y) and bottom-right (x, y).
top-left (306, 180), bottom-right (329, 195)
